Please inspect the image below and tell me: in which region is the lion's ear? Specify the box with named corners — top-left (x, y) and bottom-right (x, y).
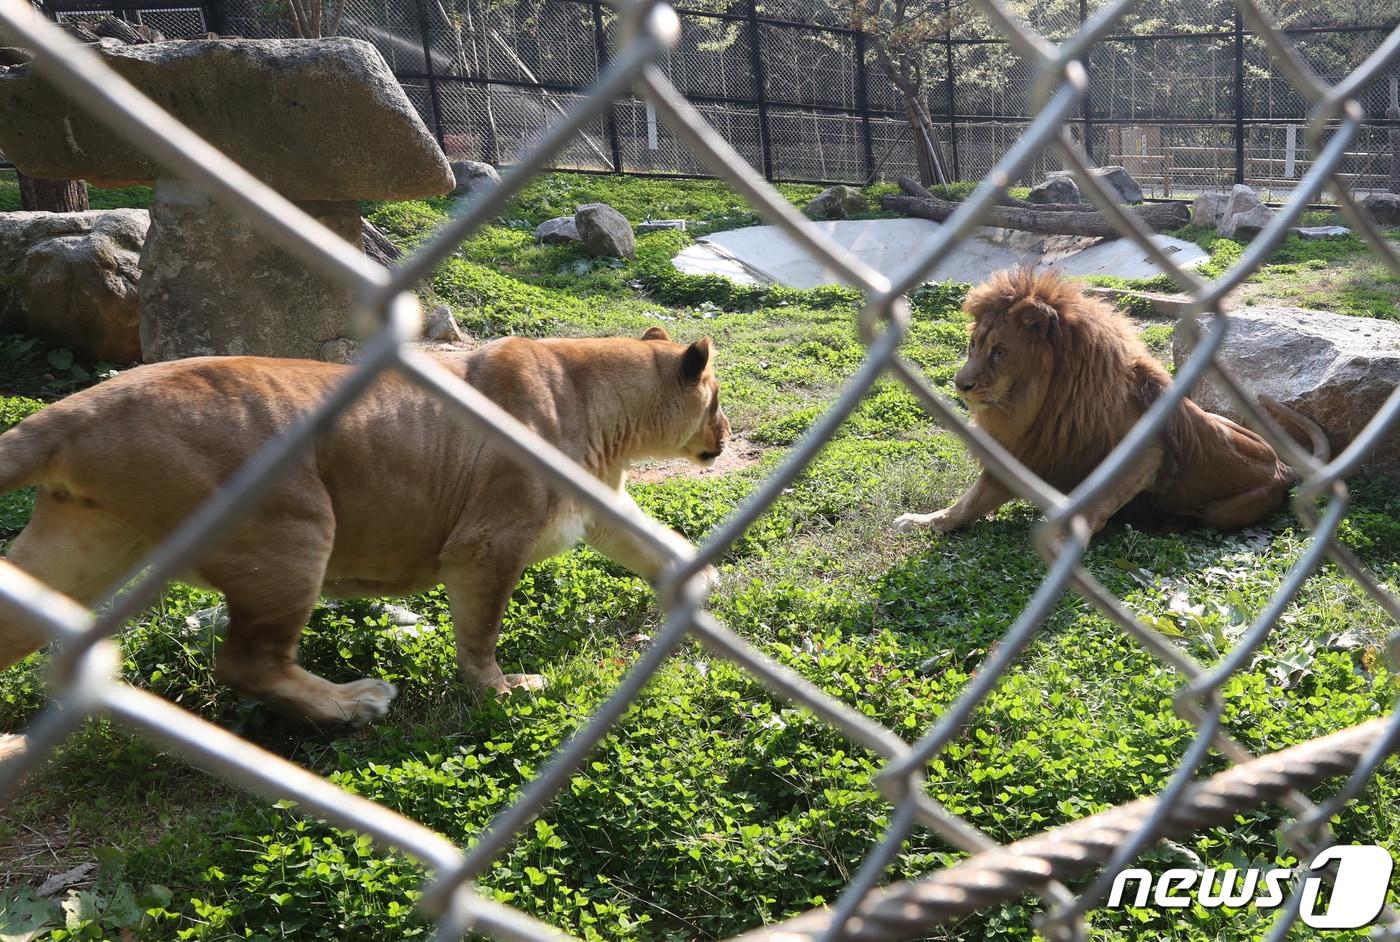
top-left (681, 337), bottom-right (711, 383)
top-left (641, 326), bottom-right (672, 342)
top-left (1018, 299), bottom-right (1060, 338)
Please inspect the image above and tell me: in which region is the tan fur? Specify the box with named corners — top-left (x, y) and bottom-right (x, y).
top-left (0, 328), bottom-right (729, 725)
top-left (894, 268), bottom-right (1328, 535)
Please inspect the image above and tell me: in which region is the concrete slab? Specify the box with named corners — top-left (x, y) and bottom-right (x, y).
top-left (671, 218), bottom-right (1208, 289)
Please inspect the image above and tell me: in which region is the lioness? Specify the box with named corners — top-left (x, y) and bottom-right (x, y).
top-left (895, 268), bottom-right (1327, 535)
top-left (0, 327), bottom-right (728, 725)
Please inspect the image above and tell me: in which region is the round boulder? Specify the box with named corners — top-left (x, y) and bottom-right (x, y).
top-left (805, 185), bottom-right (868, 220)
top-left (0, 209), bottom-right (147, 362)
top-left (575, 203), bottom-right (635, 259)
top-left (535, 216), bottom-right (580, 245)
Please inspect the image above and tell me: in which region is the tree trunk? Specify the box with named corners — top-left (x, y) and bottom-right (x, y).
top-left (896, 174), bottom-right (1089, 212)
top-left (18, 172), bottom-right (90, 212)
top-left (881, 193), bottom-right (1190, 236)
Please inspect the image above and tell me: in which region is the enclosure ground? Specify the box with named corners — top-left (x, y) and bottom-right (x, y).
top-left (1, 172), bottom-right (1398, 942)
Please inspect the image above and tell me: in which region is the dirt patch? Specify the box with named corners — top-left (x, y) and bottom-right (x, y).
top-left (629, 436), bottom-right (768, 484)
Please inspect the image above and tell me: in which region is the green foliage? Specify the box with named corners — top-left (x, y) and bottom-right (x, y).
top-left (5, 173), bottom-right (1400, 942)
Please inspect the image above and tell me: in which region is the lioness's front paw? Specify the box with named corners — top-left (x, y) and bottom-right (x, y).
top-left (334, 678), bottom-right (398, 726)
top-left (895, 510), bottom-right (962, 533)
top-left (493, 673), bottom-right (546, 696)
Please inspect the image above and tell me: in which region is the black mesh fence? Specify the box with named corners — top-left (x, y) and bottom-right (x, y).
top-left (32, 0), bottom-right (1400, 193)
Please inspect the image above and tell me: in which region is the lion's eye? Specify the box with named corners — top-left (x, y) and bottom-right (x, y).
top-left (991, 345), bottom-right (1007, 360)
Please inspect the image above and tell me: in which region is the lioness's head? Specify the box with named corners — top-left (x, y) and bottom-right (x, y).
top-left (642, 326), bottom-right (730, 466)
top-left (954, 267), bottom-right (1072, 416)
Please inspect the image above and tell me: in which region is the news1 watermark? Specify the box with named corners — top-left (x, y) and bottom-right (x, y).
top-left (1107, 845), bottom-right (1394, 929)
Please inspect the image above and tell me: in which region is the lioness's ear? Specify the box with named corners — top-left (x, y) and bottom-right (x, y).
top-left (681, 337), bottom-right (711, 383)
top-left (642, 326), bottom-right (671, 342)
top-left (1018, 299), bottom-right (1060, 338)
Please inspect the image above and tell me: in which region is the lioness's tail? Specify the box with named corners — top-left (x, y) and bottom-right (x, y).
top-left (0, 410), bottom-right (61, 494)
top-left (1261, 395), bottom-right (1330, 465)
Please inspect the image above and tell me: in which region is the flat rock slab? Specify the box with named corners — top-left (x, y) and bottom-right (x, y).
top-left (672, 218), bottom-right (1207, 288)
top-left (1173, 307), bottom-right (1400, 480)
top-left (0, 38), bottom-right (451, 200)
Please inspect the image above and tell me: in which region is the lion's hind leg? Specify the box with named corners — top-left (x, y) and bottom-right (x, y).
top-left (1192, 480), bottom-right (1289, 531)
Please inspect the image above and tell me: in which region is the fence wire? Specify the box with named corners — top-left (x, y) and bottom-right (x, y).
top-left (2, 0), bottom-right (1400, 939)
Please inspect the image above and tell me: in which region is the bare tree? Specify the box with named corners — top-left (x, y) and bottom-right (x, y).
top-left (284, 0), bottom-right (348, 37)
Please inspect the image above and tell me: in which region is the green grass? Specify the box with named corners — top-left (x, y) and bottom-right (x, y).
top-left (0, 170), bottom-right (152, 212)
top-left (2, 172), bottom-right (1399, 942)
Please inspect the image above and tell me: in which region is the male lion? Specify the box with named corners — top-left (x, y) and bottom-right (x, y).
top-left (0, 327), bottom-right (728, 725)
top-left (895, 267), bottom-right (1326, 536)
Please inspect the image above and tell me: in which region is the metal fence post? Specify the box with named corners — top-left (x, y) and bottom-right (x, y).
top-left (944, 0), bottom-right (959, 180)
top-left (203, 0), bottom-right (227, 36)
top-left (745, 0), bottom-right (774, 179)
top-left (411, 0), bottom-right (449, 152)
top-left (1233, 8), bottom-right (1246, 185)
top-left (1079, 0), bottom-right (1093, 164)
top-left (590, 0), bottom-right (625, 173)
top-left (854, 30), bottom-right (875, 183)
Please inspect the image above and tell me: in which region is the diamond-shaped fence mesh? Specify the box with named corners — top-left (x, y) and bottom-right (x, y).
top-left (4, 1), bottom-right (1400, 941)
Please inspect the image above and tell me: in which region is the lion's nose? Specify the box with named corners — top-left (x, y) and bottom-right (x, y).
top-left (955, 378), bottom-right (975, 393)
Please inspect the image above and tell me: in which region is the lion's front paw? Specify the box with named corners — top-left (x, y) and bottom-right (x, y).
top-left (894, 511), bottom-right (958, 533)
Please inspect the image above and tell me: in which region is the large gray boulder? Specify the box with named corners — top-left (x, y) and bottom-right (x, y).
top-left (1220, 203), bottom-right (1275, 239)
top-left (138, 180), bottom-right (360, 362)
top-left (1192, 191), bottom-right (1229, 228)
top-left (1173, 308), bottom-right (1400, 479)
top-left (574, 203), bottom-right (635, 259)
top-left (0, 38), bottom-right (452, 199)
top-left (0, 210), bottom-right (147, 362)
top-left (1092, 166), bottom-right (1144, 204)
top-left (1362, 193), bottom-right (1400, 227)
top-left (450, 160), bottom-right (500, 199)
top-left (804, 185), bottom-right (867, 220)
top-left (1028, 172), bottom-right (1082, 205)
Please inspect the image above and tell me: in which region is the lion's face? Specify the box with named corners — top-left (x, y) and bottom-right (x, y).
top-left (954, 293), bottom-right (1059, 416)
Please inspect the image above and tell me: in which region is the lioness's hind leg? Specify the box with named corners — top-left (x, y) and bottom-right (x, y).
top-left (442, 539), bottom-right (540, 696)
top-left (0, 492), bottom-right (145, 671)
top-left (207, 515), bottom-right (395, 727)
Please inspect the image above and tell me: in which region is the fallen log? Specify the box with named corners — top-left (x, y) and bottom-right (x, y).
top-left (881, 192), bottom-right (1190, 237)
top-left (894, 174), bottom-right (1092, 214)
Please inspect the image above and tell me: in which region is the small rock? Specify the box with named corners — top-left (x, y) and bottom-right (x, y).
top-left (369, 602), bottom-right (423, 626)
top-left (804, 185), bottom-right (867, 220)
top-left (535, 215), bottom-right (580, 244)
top-left (318, 338), bottom-right (359, 363)
top-left (575, 202), bottom-right (635, 259)
top-left (450, 159), bottom-right (500, 199)
top-left (1028, 172), bottom-right (1081, 205)
top-left (1192, 191), bottom-right (1229, 228)
top-left (1092, 166), bottom-right (1144, 204)
top-left (637, 219), bottom-right (687, 234)
top-left (38, 863), bottom-right (97, 898)
top-left (1219, 202), bottom-right (1275, 239)
top-left (1361, 192), bottom-right (1400, 226)
top-left (424, 304), bottom-right (466, 343)
top-left (1290, 225), bottom-right (1350, 240)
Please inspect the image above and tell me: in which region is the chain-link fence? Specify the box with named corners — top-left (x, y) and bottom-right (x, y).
top-left (34, 0), bottom-right (1400, 194)
top-left (4, 0), bottom-right (1400, 939)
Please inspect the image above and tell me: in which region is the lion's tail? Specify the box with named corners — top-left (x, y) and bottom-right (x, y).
top-left (1260, 395), bottom-right (1330, 466)
top-left (0, 409), bottom-right (61, 494)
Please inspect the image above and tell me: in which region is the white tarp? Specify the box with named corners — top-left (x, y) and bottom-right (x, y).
top-left (672, 218), bottom-right (1208, 288)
